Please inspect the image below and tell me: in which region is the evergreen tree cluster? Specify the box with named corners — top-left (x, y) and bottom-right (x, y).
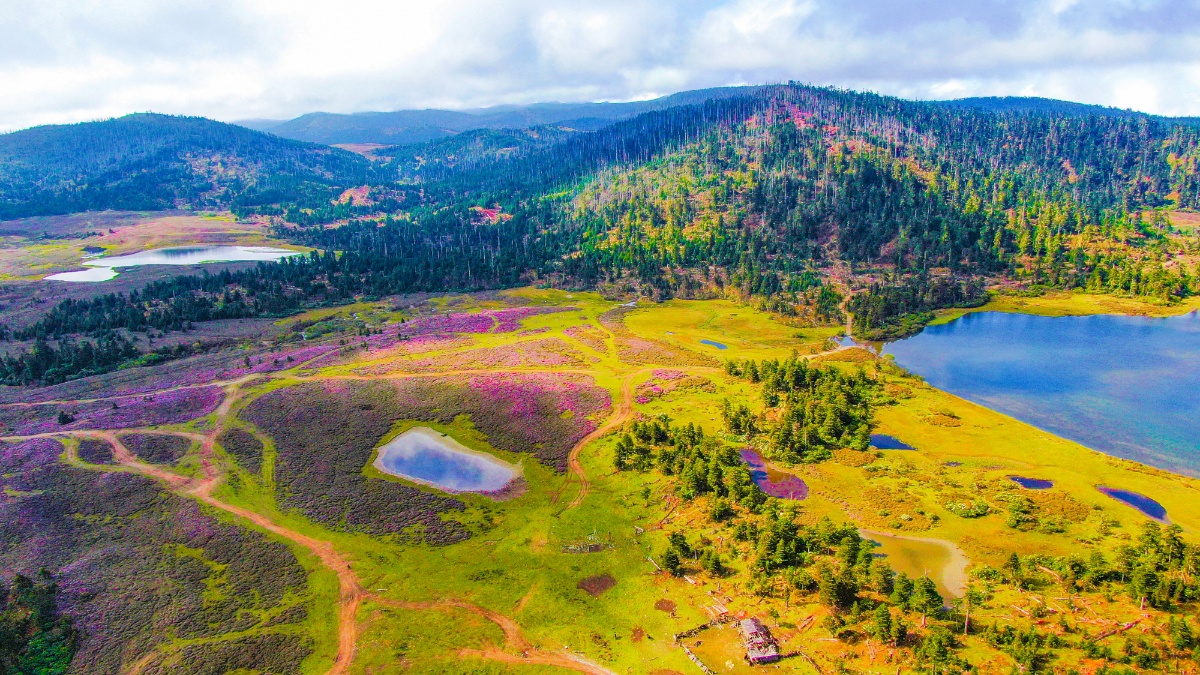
top-left (723, 356), bottom-right (882, 462)
top-left (0, 572), bottom-right (78, 675)
top-left (612, 415), bottom-right (764, 507)
top-left (846, 274), bottom-right (988, 339)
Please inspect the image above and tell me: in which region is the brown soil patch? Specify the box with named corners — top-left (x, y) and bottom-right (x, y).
top-left (654, 598), bottom-right (677, 614)
top-left (631, 627), bottom-right (645, 642)
top-left (577, 573), bottom-right (616, 597)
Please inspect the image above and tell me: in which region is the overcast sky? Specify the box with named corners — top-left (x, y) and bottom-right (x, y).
top-left (2, 0), bottom-right (1199, 132)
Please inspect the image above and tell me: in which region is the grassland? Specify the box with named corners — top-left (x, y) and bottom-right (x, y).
top-left (931, 289), bottom-right (1200, 325)
top-left (3, 287), bottom-right (1199, 674)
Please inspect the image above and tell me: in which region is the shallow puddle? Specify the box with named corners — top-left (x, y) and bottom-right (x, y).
top-left (862, 530), bottom-right (968, 600)
top-left (1008, 476), bottom-right (1054, 489)
top-left (699, 339), bottom-right (728, 349)
top-left (871, 433), bottom-right (914, 450)
top-left (739, 449), bottom-right (808, 499)
top-left (1097, 486), bottom-right (1168, 522)
top-left (373, 427), bottom-right (519, 494)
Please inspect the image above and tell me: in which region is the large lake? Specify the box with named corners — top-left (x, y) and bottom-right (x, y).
top-left (884, 311), bottom-right (1200, 476)
top-left (46, 245), bottom-right (303, 282)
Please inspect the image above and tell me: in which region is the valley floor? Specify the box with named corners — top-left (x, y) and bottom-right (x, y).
top-left (3, 288), bottom-right (1198, 675)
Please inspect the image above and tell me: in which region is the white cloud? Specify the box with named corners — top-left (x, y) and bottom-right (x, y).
top-left (1, 0), bottom-right (1199, 131)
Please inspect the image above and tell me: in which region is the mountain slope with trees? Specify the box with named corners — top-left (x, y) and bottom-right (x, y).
top-left (0, 113), bottom-right (376, 219)
top-left (1, 84), bottom-right (1198, 381)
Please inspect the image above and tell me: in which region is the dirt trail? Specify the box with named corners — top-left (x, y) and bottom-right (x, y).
top-left (41, 386), bottom-right (364, 675)
top-left (0, 374), bottom-right (260, 408)
top-left (560, 369), bottom-right (644, 510)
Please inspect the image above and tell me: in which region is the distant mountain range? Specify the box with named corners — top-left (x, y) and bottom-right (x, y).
top-left (238, 88), bottom-right (1200, 146)
top-left (237, 86), bottom-right (767, 146)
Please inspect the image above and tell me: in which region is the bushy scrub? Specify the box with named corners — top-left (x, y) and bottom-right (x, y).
top-left (241, 374), bottom-right (610, 541)
top-left (0, 439), bottom-right (311, 674)
top-left (216, 428), bottom-right (264, 474)
top-left (119, 433), bottom-right (190, 464)
top-left (141, 634), bottom-right (311, 675)
top-left (75, 438), bottom-right (114, 464)
top-left (0, 387), bottom-right (223, 436)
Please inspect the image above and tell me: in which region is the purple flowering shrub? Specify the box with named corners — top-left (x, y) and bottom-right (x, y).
top-left (76, 438), bottom-right (114, 464)
top-left (240, 373), bottom-right (611, 540)
top-left (216, 428), bottom-right (264, 475)
top-left (356, 339), bottom-right (587, 375)
top-left (119, 433), bottom-right (191, 464)
top-left (141, 634), bottom-right (311, 675)
top-left (0, 386), bottom-right (223, 435)
top-left (563, 325), bottom-right (610, 353)
top-left (0, 439), bottom-right (312, 674)
top-left (240, 381), bottom-right (471, 544)
top-left (599, 308), bottom-right (719, 366)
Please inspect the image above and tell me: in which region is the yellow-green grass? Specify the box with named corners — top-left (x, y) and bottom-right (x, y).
top-left (932, 290), bottom-right (1200, 325)
top-left (76, 288), bottom-right (1200, 673)
top-left (622, 297), bottom-right (844, 361)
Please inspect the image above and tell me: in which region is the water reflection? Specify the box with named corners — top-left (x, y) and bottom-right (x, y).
top-left (46, 245), bottom-right (303, 282)
top-left (885, 312), bottom-right (1200, 476)
top-left (373, 427), bottom-right (519, 493)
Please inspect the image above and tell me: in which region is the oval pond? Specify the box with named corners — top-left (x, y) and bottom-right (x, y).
top-left (373, 427), bottom-right (519, 494)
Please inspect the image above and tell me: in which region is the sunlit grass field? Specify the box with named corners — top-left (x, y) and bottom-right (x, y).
top-left (11, 286), bottom-right (1199, 674)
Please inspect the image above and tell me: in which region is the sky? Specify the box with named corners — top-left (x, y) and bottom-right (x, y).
top-left (2, 0), bottom-right (1200, 132)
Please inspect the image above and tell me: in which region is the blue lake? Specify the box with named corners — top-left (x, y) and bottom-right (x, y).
top-left (699, 339), bottom-right (728, 350)
top-left (46, 245), bottom-right (303, 282)
top-left (373, 427), bottom-right (519, 493)
top-left (884, 311), bottom-right (1200, 476)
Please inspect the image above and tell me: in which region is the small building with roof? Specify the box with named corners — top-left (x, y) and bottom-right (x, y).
top-left (739, 617), bottom-right (780, 665)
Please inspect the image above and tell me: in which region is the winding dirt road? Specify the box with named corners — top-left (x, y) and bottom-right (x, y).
top-left (23, 371), bottom-right (623, 675)
top-left (10, 338), bottom-right (861, 674)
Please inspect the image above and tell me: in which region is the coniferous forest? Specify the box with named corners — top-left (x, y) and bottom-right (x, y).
top-left (1, 83), bottom-right (1198, 381)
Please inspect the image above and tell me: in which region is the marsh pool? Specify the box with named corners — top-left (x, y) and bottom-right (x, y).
top-left (884, 311), bottom-right (1200, 477)
top-left (373, 427), bottom-right (519, 494)
top-left (46, 245), bottom-right (303, 282)
top-left (862, 530), bottom-right (968, 600)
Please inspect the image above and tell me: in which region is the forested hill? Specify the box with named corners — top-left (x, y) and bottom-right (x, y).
top-left (3, 84), bottom-right (1200, 383)
top-left (938, 96), bottom-right (1200, 126)
top-left (0, 113), bottom-right (376, 219)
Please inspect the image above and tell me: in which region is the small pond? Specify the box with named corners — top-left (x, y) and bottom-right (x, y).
top-left (1009, 476), bottom-right (1054, 490)
top-left (1097, 486), bottom-right (1168, 522)
top-left (739, 449), bottom-right (808, 499)
top-left (46, 245), bottom-right (303, 282)
top-left (699, 339), bottom-right (728, 350)
top-left (862, 530), bottom-right (968, 601)
top-left (870, 434), bottom-right (914, 450)
top-left (373, 427), bottom-right (519, 494)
